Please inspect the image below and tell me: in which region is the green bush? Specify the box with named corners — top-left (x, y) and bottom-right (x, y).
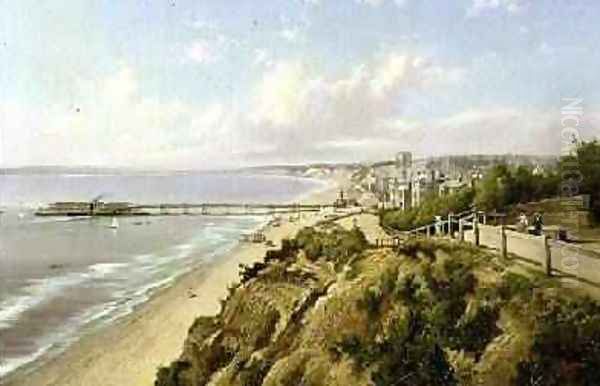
top-left (265, 238), bottom-right (299, 262)
top-left (395, 239), bottom-right (439, 260)
top-left (357, 286), bottom-right (384, 319)
top-left (294, 226), bottom-right (369, 266)
top-left (236, 358), bottom-right (273, 386)
top-left (452, 304), bottom-right (501, 357)
top-left (155, 361), bottom-right (191, 386)
top-left (334, 334), bottom-right (378, 369)
top-left (497, 272), bottom-right (536, 301)
top-left (372, 311), bottom-right (458, 386)
top-left (515, 298), bottom-right (600, 385)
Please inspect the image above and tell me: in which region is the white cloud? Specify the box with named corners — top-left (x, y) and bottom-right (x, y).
top-left (0, 66), bottom-right (249, 168)
top-left (187, 19), bottom-right (220, 32)
top-left (467, 0), bottom-right (529, 17)
top-left (252, 48), bottom-right (273, 68)
top-left (538, 42), bottom-right (555, 55)
top-left (354, 0), bottom-right (408, 7)
top-left (400, 108), bottom-right (561, 156)
top-left (2, 50), bottom-right (559, 168)
top-left (280, 26), bottom-right (304, 43)
top-left (242, 53), bottom-right (464, 163)
top-left (185, 39), bottom-right (218, 64)
top-left (356, 0), bottom-right (385, 6)
top-left (183, 19), bottom-right (242, 65)
top-left (306, 0), bottom-right (407, 9)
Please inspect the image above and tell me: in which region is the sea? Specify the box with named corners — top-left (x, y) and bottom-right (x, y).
top-left (0, 172), bottom-right (324, 380)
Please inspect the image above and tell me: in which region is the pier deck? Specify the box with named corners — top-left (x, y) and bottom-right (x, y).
top-left (35, 202), bottom-right (330, 217)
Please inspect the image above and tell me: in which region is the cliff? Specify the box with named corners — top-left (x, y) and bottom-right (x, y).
top-left (155, 227), bottom-right (600, 386)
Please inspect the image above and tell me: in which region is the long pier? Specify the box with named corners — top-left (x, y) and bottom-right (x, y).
top-left (35, 202), bottom-right (332, 217)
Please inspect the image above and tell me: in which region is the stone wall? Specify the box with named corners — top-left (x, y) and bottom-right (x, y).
top-left (549, 241), bottom-right (600, 285)
top-left (465, 223), bottom-right (600, 286)
top-left (465, 225), bottom-right (546, 264)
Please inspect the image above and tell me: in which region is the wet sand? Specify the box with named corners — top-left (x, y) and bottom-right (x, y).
top-left (4, 179), bottom-right (340, 386)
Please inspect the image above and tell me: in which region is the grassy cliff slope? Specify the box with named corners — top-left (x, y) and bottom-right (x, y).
top-left (156, 226), bottom-right (600, 386)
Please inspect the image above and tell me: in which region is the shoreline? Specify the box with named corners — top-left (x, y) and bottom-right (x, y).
top-left (3, 177), bottom-right (341, 386)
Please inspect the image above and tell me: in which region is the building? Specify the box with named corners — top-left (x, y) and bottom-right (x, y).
top-left (439, 178), bottom-right (468, 196)
top-left (411, 169), bottom-right (447, 207)
top-left (376, 152), bottom-right (414, 210)
top-left (333, 189), bottom-right (357, 208)
top-left (362, 168), bottom-right (377, 192)
top-left (390, 179), bottom-right (412, 210)
top-left (395, 151), bottom-right (413, 181)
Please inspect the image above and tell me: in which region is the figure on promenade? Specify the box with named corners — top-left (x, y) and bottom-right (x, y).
top-left (517, 212), bottom-right (529, 233)
top-left (435, 215), bottom-right (442, 236)
top-left (532, 212), bottom-right (544, 235)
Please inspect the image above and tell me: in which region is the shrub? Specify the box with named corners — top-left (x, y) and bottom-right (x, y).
top-left (497, 272), bottom-right (536, 301)
top-left (395, 239), bottom-right (438, 261)
top-left (294, 226), bottom-right (369, 265)
top-left (265, 238), bottom-right (299, 262)
top-left (236, 358), bottom-right (273, 386)
top-left (155, 361), bottom-right (191, 386)
top-left (357, 286), bottom-right (384, 319)
top-left (372, 312), bottom-right (457, 386)
top-left (515, 298), bottom-right (600, 385)
top-left (334, 335), bottom-right (378, 369)
top-left (452, 304), bottom-right (501, 357)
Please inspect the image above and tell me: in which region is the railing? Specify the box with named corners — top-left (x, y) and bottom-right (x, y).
top-left (380, 207), bottom-right (600, 286)
top-left (386, 209), bottom-right (484, 240)
top-left (373, 238), bottom-right (402, 248)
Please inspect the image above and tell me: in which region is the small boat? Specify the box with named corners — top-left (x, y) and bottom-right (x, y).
top-left (109, 217), bottom-right (119, 229)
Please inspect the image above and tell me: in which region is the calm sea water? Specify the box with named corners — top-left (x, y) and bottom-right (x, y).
top-left (0, 173), bottom-right (323, 379)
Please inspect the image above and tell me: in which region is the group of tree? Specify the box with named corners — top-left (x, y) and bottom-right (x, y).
top-left (380, 189), bottom-right (474, 232)
top-left (477, 140), bottom-right (600, 219)
top-left (560, 140), bottom-right (600, 219)
top-left (473, 164), bottom-right (560, 211)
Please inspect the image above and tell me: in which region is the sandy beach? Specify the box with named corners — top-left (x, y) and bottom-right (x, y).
top-left (3, 179), bottom-right (341, 386)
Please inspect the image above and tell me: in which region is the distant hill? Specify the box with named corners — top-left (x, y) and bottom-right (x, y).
top-left (1, 154), bottom-right (558, 177)
top-left (0, 166), bottom-right (203, 176)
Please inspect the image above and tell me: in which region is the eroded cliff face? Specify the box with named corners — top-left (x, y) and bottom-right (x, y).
top-left (156, 228), bottom-right (600, 386)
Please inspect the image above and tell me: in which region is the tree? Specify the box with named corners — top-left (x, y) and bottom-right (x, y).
top-left (561, 140), bottom-right (600, 219)
top-left (475, 164), bottom-right (560, 212)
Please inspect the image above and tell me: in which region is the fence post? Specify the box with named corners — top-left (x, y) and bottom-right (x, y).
top-left (426, 225), bottom-right (431, 238)
top-left (458, 219), bottom-right (464, 242)
top-left (474, 213), bottom-right (480, 246)
top-left (500, 225), bottom-right (507, 260)
top-left (543, 236), bottom-right (552, 276)
top-left (448, 212), bottom-right (453, 238)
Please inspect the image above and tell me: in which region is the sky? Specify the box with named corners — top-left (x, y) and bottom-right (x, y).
top-left (1, 0), bottom-right (599, 169)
